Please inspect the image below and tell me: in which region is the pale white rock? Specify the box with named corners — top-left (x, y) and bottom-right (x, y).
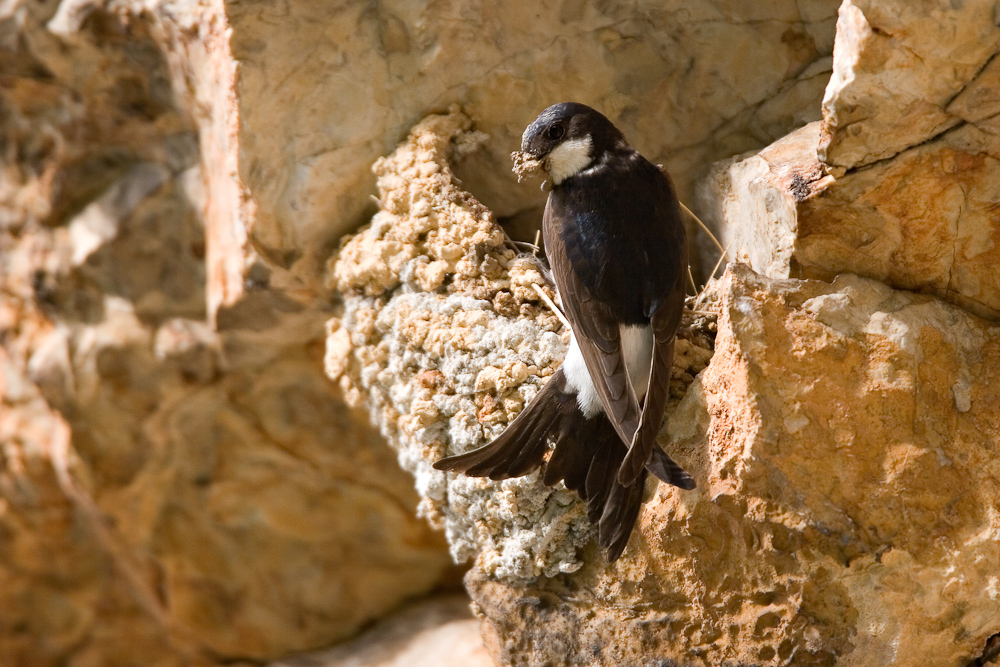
top-left (270, 595), bottom-right (493, 667)
top-left (820, 0), bottom-right (1000, 169)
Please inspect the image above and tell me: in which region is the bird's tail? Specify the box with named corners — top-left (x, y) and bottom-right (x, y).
top-left (434, 368), bottom-right (691, 561)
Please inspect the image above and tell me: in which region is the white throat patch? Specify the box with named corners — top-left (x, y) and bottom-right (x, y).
top-left (546, 136), bottom-right (593, 184)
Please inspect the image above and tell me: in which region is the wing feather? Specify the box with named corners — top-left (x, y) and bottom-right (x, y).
top-left (543, 200), bottom-right (641, 444)
top-left (619, 246), bottom-right (691, 486)
top-left (434, 370), bottom-right (565, 479)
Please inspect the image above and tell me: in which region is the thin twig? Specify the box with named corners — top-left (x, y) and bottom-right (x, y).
top-left (708, 241), bottom-right (733, 280)
top-left (694, 238), bottom-right (735, 308)
top-left (707, 240), bottom-right (731, 280)
top-left (680, 201), bottom-right (729, 300)
top-left (687, 265), bottom-right (698, 296)
top-left (532, 283), bottom-right (572, 330)
top-left (499, 226), bottom-right (540, 255)
top-left (680, 201), bottom-right (726, 259)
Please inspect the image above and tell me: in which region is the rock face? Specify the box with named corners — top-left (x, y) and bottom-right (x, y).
top-left (328, 46), bottom-right (1000, 667)
top-left (466, 265), bottom-right (1000, 667)
top-left (710, 120), bottom-right (1000, 321)
top-left (335, 183), bottom-right (1000, 663)
top-left (7, 0), bottom-right (842, 663)
top-left (7, 0), bottom-right (1000, 665)
top-left (708, 0), bottom-right (1000, 322)
top-left (225, 0), bottom-right (842, 283)
top-left (263, 0), bottom-right (1000, 663)
top-left (820, 0), bottom-right (1000, 169)
top-left (0, 3), bottom-right (449, 666)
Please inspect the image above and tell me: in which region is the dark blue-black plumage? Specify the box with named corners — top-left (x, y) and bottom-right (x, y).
top-left (554, 155), bottom-right (686, 323)
top-left (435, 102), bottom-right (694, 561)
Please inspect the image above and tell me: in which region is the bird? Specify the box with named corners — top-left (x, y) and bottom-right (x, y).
top-left (434, 102), bottom-right (695, 561)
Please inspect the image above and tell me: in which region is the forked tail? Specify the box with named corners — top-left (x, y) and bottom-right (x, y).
top-left (434, 368), bottom-right (694, 561)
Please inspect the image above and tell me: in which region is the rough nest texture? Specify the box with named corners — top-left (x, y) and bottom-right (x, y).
top-left (326, 109), bottom-right (715, 581)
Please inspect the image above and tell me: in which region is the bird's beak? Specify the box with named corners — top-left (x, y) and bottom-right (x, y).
top-left (512, 145), bottom-right (547, 184)
top-left (520, 131), bottom-right (550, 159)
top-left (521, 145), bottom-right (544, 159)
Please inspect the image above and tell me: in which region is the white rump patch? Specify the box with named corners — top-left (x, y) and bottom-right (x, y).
top-left (564, 332), bottom-right (602, 418)
top-left (563, 325), bottom-right (653, 418)
top-left (620, 324), bottom-right (653, 400)
top-left (546, 136), bottom-right (593, 184)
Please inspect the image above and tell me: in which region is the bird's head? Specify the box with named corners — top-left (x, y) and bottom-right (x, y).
top-left (519, 102), bottom-right (627, 185)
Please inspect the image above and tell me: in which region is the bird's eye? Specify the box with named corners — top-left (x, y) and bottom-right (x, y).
top-left (545, 124), bottom-right (565, 141)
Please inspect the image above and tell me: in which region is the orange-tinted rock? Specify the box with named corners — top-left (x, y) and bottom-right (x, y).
top-left (464, 265), bottom-right (1000, 666)
top-left (711, 122), bottom-right (1000, 320)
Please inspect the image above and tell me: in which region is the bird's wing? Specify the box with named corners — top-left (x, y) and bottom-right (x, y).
top-left (433, 369), bottom-right (571, 479)
top-left (543, 202), bottom-right (641, 446)
top-left (618, 266), bottom-right (691, 486)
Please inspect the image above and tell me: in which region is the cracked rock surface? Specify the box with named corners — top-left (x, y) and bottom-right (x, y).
top-left (820, 0), bottom-right (1000, 169)
top-left (709, 0), bottom-right (1000, 324)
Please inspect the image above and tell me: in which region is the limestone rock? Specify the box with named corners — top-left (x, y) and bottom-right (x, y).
top-left (0, 3), bottom-right (450, 665)
top-left (820, 0), bottom-right (1000, 169)
top-left (11, 0), bottom-right (1000, 665)
top-left (270, 595), bottom-right (493, 667)
top-left (710, 120), bottom-right (1000, 321)
top-left (465, 264), bottom-right (1000, 667)
top-left (220, 0), bottom-right (841, 286)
